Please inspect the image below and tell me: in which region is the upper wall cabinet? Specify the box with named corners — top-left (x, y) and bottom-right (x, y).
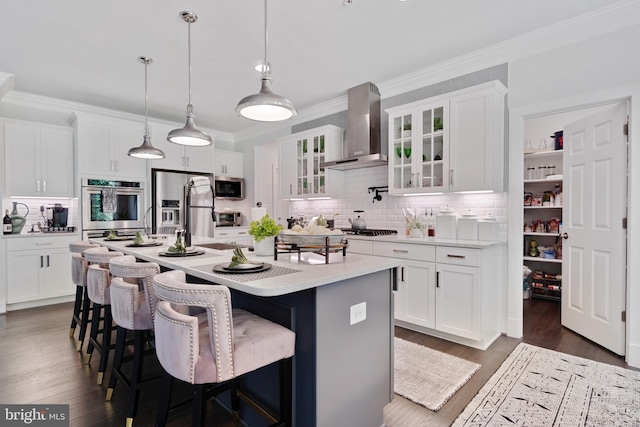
top-left (70, 113), bottom-right (147, 179)
top-left (3, 119), bottom-right (74, 197)
top-left (277, 125), bottom-right (344, 199)
top-left (214, 149), bottom-right (243, 178)
top-left (148, 121), bottom-right (214, 174)
top-left (386, 81), bottom-right (506, 195)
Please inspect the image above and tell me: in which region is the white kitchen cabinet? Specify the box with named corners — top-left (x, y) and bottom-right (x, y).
top-left (277, 125), bottom-right (344, 199)
top-left (214, 150), bottom-right (243, 177)
top-left (386, 81), bottom-right (506, 195)
top-left (448, 82), bottom-right (506, 192)
top-left (214, 227), bottom-right (251, 245)
top-left (3, 119), bottom-right (74, 197)
top-left (148, 121), bottom-right (214, 173)
top-left (71, 113), bottom-right (147, 179)
top-left (387, 100), bottom-right (448, 194)
top-left (373, 242), bottom-right (437, 329)
top-left (6, 235), bottom-right (76, 306)
top-left (370, 239), bottom-right (502, 350)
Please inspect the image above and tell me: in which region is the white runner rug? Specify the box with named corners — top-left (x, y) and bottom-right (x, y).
top-left (453, 343), bottom-right (640, 426)
top-left (394, 337), bottom-right (481, 411)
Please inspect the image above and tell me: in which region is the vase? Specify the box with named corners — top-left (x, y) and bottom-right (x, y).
top-left (253, 236), bottom-right (275, 257)
top-left (10, 202), bottom-right (29, 234)
top-left (409, 228), bottom-right (423, 238)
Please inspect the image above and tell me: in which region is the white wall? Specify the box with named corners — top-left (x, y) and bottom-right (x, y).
top-left (508, 23), bottom-right (640, 366)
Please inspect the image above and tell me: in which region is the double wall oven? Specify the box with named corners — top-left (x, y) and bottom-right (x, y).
top-left (81, 178), bottom-right (145, 238)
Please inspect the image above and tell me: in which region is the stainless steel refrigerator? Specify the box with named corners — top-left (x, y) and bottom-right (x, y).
top-left (151, 169), bottom-right (215, 237)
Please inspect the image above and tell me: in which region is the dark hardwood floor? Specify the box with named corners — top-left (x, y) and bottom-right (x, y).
top-left (0, 298), bottom-right (630, 427)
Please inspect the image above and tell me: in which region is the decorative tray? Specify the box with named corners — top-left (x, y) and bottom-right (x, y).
top-left (212, 263), bottom-right (272, 274)
top-left (104, 236), bottom-right (134, 241)
top-left (159, 250), bottom-right (205, 257)
top-left (126, 241), bottom-right (163, 247)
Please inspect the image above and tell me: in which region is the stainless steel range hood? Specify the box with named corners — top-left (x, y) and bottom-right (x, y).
top-left (321, 82), bottom-right (387, 170)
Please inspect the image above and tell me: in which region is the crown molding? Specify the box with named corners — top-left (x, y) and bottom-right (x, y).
top-left (0, 72), bottom-right (15, 100)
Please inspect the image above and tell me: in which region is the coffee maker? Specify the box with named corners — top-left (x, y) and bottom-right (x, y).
top-left (46, 204), bottom-right (69, 228)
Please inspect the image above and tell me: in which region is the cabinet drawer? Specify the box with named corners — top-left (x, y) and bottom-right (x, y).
top-left (347, 239), bottom-right (373, 255)
top-left (436, 246), bottom-right (480, 267)
top-left (7, 235), bottom-right (78, 251)
top-left (373, 241), bottom-right (435, 262)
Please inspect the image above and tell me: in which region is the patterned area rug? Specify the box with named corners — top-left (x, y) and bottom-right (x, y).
top-left (394, 337), bottom-right (481, 411)
top-left (453, 343), bottom-right (640, 426)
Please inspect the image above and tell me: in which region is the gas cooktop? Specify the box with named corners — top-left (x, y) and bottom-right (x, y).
top-left (338, 228), bottom-right (398, 236)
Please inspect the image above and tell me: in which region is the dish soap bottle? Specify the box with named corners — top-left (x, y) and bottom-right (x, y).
top-left (3, 209), bottom-right (12, 235)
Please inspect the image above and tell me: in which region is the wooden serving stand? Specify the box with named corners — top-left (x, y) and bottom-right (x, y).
top-left (274, 236), bottom-right (348, 264)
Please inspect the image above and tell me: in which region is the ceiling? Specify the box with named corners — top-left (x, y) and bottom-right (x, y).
top-left (0, 0), bottom-right (628, 136)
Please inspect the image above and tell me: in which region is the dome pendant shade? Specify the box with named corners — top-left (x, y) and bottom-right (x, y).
top-left (128, 134), bottom-right (165, 159)
top-left (167, 105), bottom-right (213, 146)
top-left (236, 77), bottom-right (296, 122)
top-left (129, 56), bottom-right (165, 160)
top-left (168, 11), bottom-right (213, 147)
top-left (236, 0), bottom-right (296, 122)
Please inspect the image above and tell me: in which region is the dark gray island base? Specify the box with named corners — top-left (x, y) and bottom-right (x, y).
top-left (94, 238), bottom-right (399, 427)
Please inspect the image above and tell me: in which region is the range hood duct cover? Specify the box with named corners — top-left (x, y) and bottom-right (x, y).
top-left (321, 82), bottom-right (387, 170)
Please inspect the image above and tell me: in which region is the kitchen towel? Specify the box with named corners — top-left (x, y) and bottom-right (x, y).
top-left (101, 188), bottom-right (117, 213)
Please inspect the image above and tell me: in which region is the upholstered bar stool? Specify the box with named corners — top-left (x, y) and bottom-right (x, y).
top-left (107, 255), bottom-right (160, 427)
top-left (69, 241), bottom-right (100, 351)
top-left (84, 246), bottom-right (124, 385)
top-left (152, 270), bottom-right (296, 427)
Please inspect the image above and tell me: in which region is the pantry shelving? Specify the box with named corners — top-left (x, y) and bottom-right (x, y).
top-left (523, 148), bottom-right (563, 301)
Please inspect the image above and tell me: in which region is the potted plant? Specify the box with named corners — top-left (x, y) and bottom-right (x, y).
top-left (403, 122), bottom-right (412, 137)
top-left (248, 214), bottom-right (283, 256)
top-left (407, 217), bottom-right (426, 238)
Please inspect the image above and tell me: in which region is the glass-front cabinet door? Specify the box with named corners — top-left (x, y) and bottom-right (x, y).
top-left (279, 125), bottom-right (344, 199)
top-left (387, 100), bottom-right (448, 195)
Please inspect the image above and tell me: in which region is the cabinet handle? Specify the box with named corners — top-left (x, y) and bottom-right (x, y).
top-left (238, 232), bottom-right (248, 235)
top-left (450, 169), bottom-right (454, 186)
top-left (401, 266), bottom-right (405, 282)
top-left (37, 180), bottom-right (41, 192)
top-left (40, 256), bottom-right (43, 268)
top-left (47, 255), bottom-right (50, 267)
top-left (436, 271), bottom-right (440, 288)
top-left (289, 184), bottom-right (293, 195)
top-left (35, 242), bottom-right (53, 246)
top-left (447, 254), bottom-right (466, 259)
top-left (393, 249), bottom-right (409, 253)
top-left (43, 180), bottom-right (47, 192)
top-left (186, 157), bottom-right (190, 167)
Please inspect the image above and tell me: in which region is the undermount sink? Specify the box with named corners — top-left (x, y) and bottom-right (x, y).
top-left (195, 242), bottom-right (249, 251)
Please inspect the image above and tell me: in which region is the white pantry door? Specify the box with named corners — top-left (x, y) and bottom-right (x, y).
top-left (562, 102), bottom-right (627, 355)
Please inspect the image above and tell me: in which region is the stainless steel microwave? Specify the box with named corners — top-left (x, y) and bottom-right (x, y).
top-left (214, 176), bottom-right (245, 200)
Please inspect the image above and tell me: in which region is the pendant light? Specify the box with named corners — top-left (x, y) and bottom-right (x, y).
top-left (236, 0), bottom-right (296, 122)
top-left (167, 11), bottom-right (213, 147)
top-left (128, 57), bottom-right (165, 159)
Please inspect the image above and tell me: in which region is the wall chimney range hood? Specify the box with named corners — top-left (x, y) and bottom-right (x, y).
top-left (321, 82), bottom-right (387, 170)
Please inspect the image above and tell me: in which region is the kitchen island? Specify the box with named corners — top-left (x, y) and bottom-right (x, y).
top-left (93, 237), bottom-right (400, 427)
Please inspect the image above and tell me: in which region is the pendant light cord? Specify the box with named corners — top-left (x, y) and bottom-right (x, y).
top-left (264, 0), bottom-right (268, 72)
top-left (187, 18), bottom-right (192, 108)
top-left (144, 59), bottom-right (149, 136)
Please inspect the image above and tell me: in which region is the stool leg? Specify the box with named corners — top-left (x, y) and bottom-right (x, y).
top-left (192, 384), bottom-right (206, 427)
top-left (69, 285), bottom-right (84, 337)
top-left (280, 357), bottom-right (293, 426)
top-left (97, 305), bottom-right (113, 385)
top-left (77, 287), bottom-right (91, 351)
top-left (125, 330), bottom-right (146, 425)
top-left (106, 326), bottom-right (127, 401)
top-left (231, 378), bottom-right (240, 423)
top-left (85, 302), bottom-right (102, 364)
top-left (155, 369), bottom-right (173, 427)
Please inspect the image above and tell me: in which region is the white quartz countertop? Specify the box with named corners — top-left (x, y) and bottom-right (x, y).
top-left (345, 233), bottom-right (506, 248)
top-left (91, 236), bottom-right (401, 298)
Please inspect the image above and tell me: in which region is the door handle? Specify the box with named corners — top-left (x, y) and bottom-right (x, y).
top-left (562, 232), bottom-right (569, 239)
